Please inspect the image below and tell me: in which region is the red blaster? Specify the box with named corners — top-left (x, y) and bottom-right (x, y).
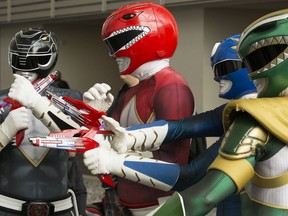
top-left (29, 127), bottom-right (115, 188)
top-left (62, 96), bottom-right (106, 128)
top-left (30, 95), bottom-right (114, 187)
top-left (46, 92), bottom-right (106, 129)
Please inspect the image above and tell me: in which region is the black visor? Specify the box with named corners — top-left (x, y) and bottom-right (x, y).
top-left (10, 53), bottom-right (52, 71)
top-left (104, 29), bottom-right (143, 55)
top-left (214, 60), bottom-right (245, 78)
top-left (243, 44), bottom-right (287, 73)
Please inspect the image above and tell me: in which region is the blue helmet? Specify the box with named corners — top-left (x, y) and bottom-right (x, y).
top-left (210, 34), bottom-right (256, 99)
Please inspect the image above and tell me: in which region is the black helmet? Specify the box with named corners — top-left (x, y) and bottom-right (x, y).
top-left (8, 28), bottom-right (58, 78)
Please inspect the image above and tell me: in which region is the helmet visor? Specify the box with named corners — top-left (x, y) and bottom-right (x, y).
top-left (9, 52), bottom-right (52, 71)
top-left (214, 60), bottom-right (245, 79)
top-left (104, 29), bottom-right (145, 56)
top-left (243, 44), bottom-right (287, 74)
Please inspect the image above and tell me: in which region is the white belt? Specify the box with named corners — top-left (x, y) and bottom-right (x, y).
top-left (0, 193), bottom-right (73, 213)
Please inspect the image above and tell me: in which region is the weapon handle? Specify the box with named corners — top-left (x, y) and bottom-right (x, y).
top-left (99, 174), bottom-right (115, 188)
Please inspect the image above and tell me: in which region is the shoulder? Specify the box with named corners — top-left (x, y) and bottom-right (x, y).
top-left (155, 67), bottom-right (187, 82)
top-left (154, 67), bottom-right (190, 90)
top-left (220, 112), bottom-right (270, 160)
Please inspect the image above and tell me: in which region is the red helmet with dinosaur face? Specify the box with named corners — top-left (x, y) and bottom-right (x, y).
top-left (102, 2), bottom-right (178, 75)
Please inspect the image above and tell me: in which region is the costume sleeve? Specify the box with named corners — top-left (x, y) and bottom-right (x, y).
top-left (123, 104), bottom-right (225, 148)
top-left (164, 104), bottom-right (225, 142)
top-left (27, 87), bottom-right (82, 132)
top-left (176, 153), bottom-right (256, 215)
top-left (172, 138), bottom-right (222, 191)
top-left (153, 170), bottom-right (238, 216)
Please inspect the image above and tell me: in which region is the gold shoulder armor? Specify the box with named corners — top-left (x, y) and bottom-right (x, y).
top-left (220, 125), bottom-right (270, 160)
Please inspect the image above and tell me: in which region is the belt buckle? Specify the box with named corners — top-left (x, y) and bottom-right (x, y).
top-left (22, 201), bottom-right (54, 216)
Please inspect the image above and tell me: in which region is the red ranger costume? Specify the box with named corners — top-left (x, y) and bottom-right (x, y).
top-left (109, 65), bottom-right (194, 213)
top-left (86, 2), bottom-right (195, 215)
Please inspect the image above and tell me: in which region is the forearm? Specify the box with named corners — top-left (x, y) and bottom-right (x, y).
top-left (173, 139), bottom-right (221, 191)
top-left (181, 170), bottom-right (236, 216)
top-left (84, 140), bottom-right (221, 193)
top-left (31, 96), bottom-right (80, 132)
top-left (164, 104), bottom-right (225, 142)
top-left (105, 142), bottom-right (222, 192)
top-left (125, 104), bottom-right (225, 148)
top-left (110, 153), bottom-right (181, 191)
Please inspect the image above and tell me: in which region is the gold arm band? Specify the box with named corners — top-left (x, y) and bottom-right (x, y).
top-left (209, 156), bottom-right (254, 193)
top-left (252, 171), bottom-right (288, 188)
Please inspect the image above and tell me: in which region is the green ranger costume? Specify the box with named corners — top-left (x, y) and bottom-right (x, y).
top-left (150, 8), bottom-right (288, 216)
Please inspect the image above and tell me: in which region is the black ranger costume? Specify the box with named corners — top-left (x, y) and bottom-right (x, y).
top-left (0, 28), bottom-right (82, 216)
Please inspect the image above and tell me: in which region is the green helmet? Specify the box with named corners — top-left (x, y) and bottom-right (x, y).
top-left (237, 9), bottom-right (288, 98)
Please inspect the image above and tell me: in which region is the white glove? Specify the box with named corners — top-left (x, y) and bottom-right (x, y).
top-left (101, 115), bottom-right (132, 153)
top-left (8, 74), bottom-right (42, 109)
top-left (83, 83), bottom-right (114, 112)
top-left (0, 107), bottom-right (29, 149)
top-left (102, 115), bottom-right (168, 153)
top-left (93, 133), bottom-right (112, 150)
top-left (83, 147), bottom-right (122, 175)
